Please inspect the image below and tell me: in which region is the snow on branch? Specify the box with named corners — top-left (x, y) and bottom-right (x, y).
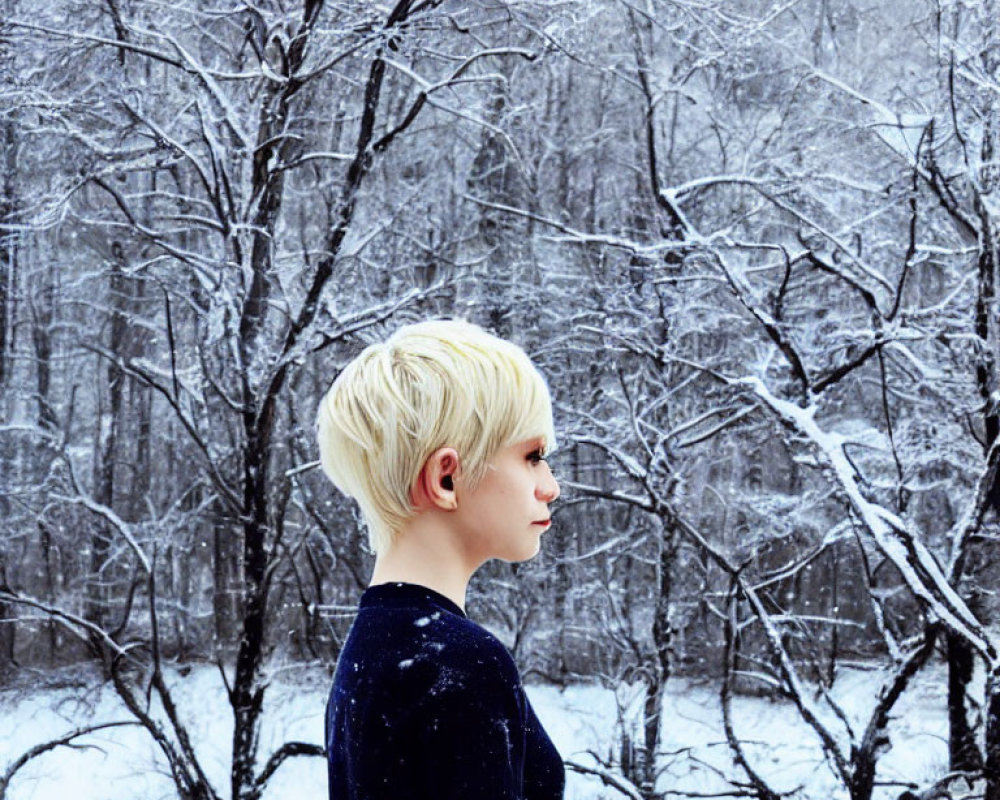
top-left (8, 20), bottom-right (186, 71)
top-left (947, 435), bottom-right (1000, 580)
top-left (465, 194), bottom-right (689, 256)
top-left (50, 489), bottom-right (151, 576)
top-left (739, 376), bottom-right (998, 663)
top-left (711, 250), bottom-right (810, 399)
top-left (569, 439), bottom-right (856, 786)
top-left (564, 759), bottom-right (645, 800)
top-left (0, 591), bottom-right (128, 657)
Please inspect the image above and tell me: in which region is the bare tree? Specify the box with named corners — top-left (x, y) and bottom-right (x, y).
top-left (1, 1), bottom-right (551, 797)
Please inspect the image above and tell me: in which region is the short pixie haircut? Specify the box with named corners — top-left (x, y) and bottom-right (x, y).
top-left (316, 319), bottom-right (557, 555)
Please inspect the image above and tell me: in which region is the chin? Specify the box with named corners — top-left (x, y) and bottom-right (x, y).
top-left (504, 542), bottom-right (541, 563)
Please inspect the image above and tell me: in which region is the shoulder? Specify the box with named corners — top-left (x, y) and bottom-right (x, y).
top-left (404, 617), bottom-right (526, 748)
top-left (335, 602), bottom-right (524, 713)
top-left (330, 606), bottom-right (527, 758)
top-left (401, 611), bottom-right (522, 697)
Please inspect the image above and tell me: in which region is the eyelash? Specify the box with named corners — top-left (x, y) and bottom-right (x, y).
top-left (527, 449), bottom-right (547, 464)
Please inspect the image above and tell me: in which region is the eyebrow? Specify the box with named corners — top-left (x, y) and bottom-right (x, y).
top-left (527, 437), bottom-right (548, 454)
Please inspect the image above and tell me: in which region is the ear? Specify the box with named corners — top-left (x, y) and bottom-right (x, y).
top-left (410, 447), bottom-right (460, 511)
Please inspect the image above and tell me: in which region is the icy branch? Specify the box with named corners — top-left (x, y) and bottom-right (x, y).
top-left (564, 760), bottom-right (645, 800)
top-left (740, 376), bottom-right (997, 663)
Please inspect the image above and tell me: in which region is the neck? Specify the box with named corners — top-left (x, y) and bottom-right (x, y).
top-left (368, 513), bottom-right (479, 613)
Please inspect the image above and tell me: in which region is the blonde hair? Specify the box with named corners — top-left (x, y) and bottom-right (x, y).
top-left (315, 319), bottom-right (557, 555)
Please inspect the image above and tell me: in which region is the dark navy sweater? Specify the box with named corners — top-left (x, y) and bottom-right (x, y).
top-left (326, 581), bottom-right (565, 800)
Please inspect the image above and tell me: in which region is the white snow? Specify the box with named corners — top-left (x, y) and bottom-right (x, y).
top-left (0, 662), bottom-right (960, 800)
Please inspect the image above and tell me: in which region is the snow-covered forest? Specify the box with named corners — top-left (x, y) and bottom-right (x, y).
top-left (2, 1), bottom-right (999, 798)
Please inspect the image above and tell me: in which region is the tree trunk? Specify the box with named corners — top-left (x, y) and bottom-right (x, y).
top-left (0, 83), bottom-right (17, 387)
top-left (954, 72), bottom-right (999, 773)
top-left (38, 520), bottom-right (60, 664)
top-left (212, 503), bottom-right (241, 657)
top-left (0, 115), bottom-right (12, 672)
top-left (827, 543), bottom-right (840, 686)
top-left (986, 666), bottom-right (1000, 800)
top-left (31, 266), bottom-right (57, 432)
top-left (85, 243), bottom-right (128, 631)
top-left (467, 57), bottom-right (521, 337)
top-left (0, 99), bottom-right (14, 676)
top-left (947, 631), bottom-right (984, 772)
top-left (175, 545), bottom-right (192, 661)
top-left (0, 552), bottom-right (14, 684)
top-left (230, 428), bottom-right (270, 800)
top-left (640, 517), bottom-right (676, 797)
top-left (552, 439), bottom-right (578, 684)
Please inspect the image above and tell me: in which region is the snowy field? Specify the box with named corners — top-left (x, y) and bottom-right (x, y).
top-left (0, 662), bottom-right (955, 799)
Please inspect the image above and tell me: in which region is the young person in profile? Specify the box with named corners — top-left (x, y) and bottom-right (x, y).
top-left (316, 318), bottom-right (565, 800)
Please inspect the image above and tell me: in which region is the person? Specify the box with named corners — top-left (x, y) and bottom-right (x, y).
top-left (316, 318), bottom-right (566, 800)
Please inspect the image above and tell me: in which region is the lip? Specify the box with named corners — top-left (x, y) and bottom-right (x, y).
top-left (532, 519), bottom-right (551, 527)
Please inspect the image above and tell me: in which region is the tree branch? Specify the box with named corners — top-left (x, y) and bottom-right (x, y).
top-left (0, 721), bottom-right (139, 800)
top-left (254, 741), bottom-right (325, 791)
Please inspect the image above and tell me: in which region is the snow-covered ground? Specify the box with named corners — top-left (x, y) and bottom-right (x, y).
top-left (0, 662), bottom-right (955, 799)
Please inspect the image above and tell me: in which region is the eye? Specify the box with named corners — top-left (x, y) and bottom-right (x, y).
top-left (527, 449), bottom-right (547, 465)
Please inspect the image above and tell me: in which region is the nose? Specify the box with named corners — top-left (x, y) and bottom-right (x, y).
top-left (536, 463), bottom-right (560, 503)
